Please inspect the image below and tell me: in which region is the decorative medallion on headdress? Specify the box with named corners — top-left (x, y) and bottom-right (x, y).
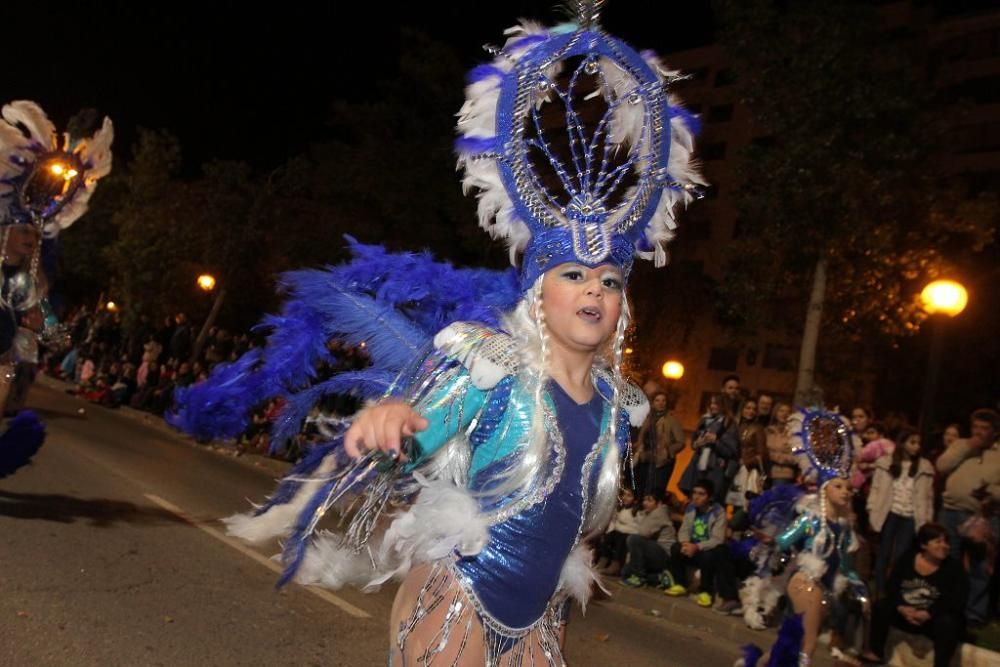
top-left (0, 101), bottom-right (113, 237)
top-left (455, 0), bottom-right (705, 288)
top-left (788, 408), bottom-right (854, 486)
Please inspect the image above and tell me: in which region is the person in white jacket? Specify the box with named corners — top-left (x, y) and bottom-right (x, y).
top-left (867, 429), bottom-right (934, 594)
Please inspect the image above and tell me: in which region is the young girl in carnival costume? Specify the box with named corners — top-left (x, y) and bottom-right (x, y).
top-left (0, 100), bottom-right (112, 478)
top-left (171, 3), bottom-right (704, 664)
top-left (738, 408), bottom-right (869, 667)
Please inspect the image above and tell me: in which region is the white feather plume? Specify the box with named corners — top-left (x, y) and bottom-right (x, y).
top-left (557, 543), bottom-right (607, 613)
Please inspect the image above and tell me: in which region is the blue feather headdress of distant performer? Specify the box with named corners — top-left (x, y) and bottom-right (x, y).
top-left (455, 0), bottom-right (706, 288)
top-left (0, 101), bottom-right (113, 238)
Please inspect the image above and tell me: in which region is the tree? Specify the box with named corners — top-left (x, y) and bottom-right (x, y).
top-left (713, 0), bottom-right (996, 404)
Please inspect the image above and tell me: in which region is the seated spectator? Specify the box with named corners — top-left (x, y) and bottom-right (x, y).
top-left (862, 523), bottom-right (967, 667)
top-left (664, 480), bottom-right (740, 611)
top-left (619, 492), bottom-right (675, 586)
top-left (595, 487), bottom-right (640, 576)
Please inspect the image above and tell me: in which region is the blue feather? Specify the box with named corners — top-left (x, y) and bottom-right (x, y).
top-left (767, 614), bottom-right (804, 667)
top-left (739, 644), bottom-right (763, 667)
top-left (0, 410), bottom-right (45, 478)
top-left (466, 64), bottom-right (505, 85)
top-left (455, 135), bottom-right (496, 155)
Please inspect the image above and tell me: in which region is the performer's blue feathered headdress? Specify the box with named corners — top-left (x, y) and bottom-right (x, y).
top-left (789, 408), bottom-right (854, 486)
top-left (455, 1), bottom-right (705, 289)
top-left (0, 101), bottom-right (113, 237)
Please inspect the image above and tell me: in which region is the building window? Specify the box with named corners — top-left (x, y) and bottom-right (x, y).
top-left (707, 104), bottom-right (734, 123)
top-left (714, 68), bottom-right (737, 87)
top-left (708, 347), bottom-right (740, 371)
top-left (763, 344), bottom-right (796, 372)
top-left (700, 142), bottom-right (727, 160)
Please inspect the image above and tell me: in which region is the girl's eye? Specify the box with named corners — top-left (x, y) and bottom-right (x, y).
top-left (602, 276), bottom-right (623, 290)
top-left (561, 270), bottom-right (583, 281)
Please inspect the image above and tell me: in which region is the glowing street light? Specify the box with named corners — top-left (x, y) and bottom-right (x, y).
top-left (106, 301), bottom-right (118, 312)
top-left (662, 360), bottom-right (684, 381)
top-left (918, 278), bottom-right (968, 445)
top-left (197, 273), bottom-right (217, 292)
top-left (920, 279), bottom-right (968, 317)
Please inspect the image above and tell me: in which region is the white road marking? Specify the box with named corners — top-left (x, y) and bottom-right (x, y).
top-left (143, 493), bottom-right (371, 619)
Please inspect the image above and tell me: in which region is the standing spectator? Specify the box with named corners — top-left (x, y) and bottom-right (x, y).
top-left (936, 408), bottom-right (1000, 627)
top-left (755, 393), bottom-right (774, 428)
top-left (722, 373), bottom-right (741, 403)
top-left (169, 313), bottom-right (192, 362)
top-left (154, 315), bottom-right (175, 358)
top-left (664, 480), bottom-right (739, 610)
top-left (765, 402), bottom-right (798, 486)
top-left (634, 391), bottom-right (685, 498)
top-left (868, 429), bottom-right (934, 594)
top-left (679, 394), bottom-right (739, 504)
top-left (726, 399), bottom-right (768, 519)
top-left (620, 493), bottom-right (675, 585)
top-left (862, 523), bottom-right (968, 667)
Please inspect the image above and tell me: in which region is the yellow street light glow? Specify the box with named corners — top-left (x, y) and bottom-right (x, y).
top-left (662, 360), bottom-right (684, 380)
top-left (197, 274), bottom-right (217, 291)
top-left (920, 280), bottom-right (967, 317)
top-left (624, 347), bottom-right (634, 355)
top-left (50, 163), bottom-right (65, 175)
top-left (106, 301), bottom-right (118, 312)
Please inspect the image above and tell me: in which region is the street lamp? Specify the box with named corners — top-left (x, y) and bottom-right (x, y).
top-left (920, 280), bottom-right (967, 317)
top-left (662, 360), bottom-right (684, 381)
top-left (197, 273), bottom-right (217, 292)
top-left (191, 273), bottom-right (226, 363)
top-left (918, 279), bottom-right (968, 445)
top-left (105, 301), bottom-right (118, 312)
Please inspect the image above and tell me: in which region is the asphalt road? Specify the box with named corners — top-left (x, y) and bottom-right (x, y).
top-left (0, 382), bottom-right (746, 666)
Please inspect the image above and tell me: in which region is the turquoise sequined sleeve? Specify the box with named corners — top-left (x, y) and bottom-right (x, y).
top-left (776, 513), bottom-right (814, 552)
top-left (407, 363), bottom-right (488, 465)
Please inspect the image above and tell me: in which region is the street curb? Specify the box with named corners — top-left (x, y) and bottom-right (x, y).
top-left (34, 373), bottom-right (293, 479)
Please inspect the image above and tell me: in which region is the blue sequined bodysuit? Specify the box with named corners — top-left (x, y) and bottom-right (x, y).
top-left (452, 381), bottom-right (603, 630)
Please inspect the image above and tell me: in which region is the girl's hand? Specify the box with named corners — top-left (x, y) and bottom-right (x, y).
top-left (343, 400), bottom-right (429, 460)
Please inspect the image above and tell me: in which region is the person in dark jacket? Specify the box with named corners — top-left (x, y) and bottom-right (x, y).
top-left (862, 522), bottom-right (968, 667)
top-left (679, 394), bottom-right (739, 504)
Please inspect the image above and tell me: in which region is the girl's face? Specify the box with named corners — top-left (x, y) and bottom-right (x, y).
top-left (540, 263), bottom-right (623, 355)
top-left (851, 408), bottom-right (870, 434)
top-left (862, 426), bottom-right (880, 443)
top-left (774, 404), bottom-right (791, 424)
top-left (904, 434), bottom-right (921, 458)
top-left (652, 394), bottom-right (667, 412)
top-left (620, 489), bottom-right (635, 507)
top-left (943, 426), bottom-right (960, 446)
top-left (824, 478), bottom-right (851, 510)
top-left (708, 398), bottom-right (720, 416)
top-left (741, 401), bottom-right (757, 420)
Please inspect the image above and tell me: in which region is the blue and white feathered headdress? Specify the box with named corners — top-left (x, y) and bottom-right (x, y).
top-left (0, 101), bottom-right (113, 237)
top-left (789, 408), bottom-right (854, 486)
top-left (455, 1), bottom-right (705, 288)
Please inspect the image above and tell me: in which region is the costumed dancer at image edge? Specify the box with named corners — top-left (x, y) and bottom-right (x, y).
top-left (736, 409), bottom-right (869, 667)
top-left (170, 2), bottom-right (705, 664)
top-left (0, 100), bottom-right (114, 478)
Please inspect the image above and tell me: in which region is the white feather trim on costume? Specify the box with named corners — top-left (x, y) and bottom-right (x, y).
top-left (740, 575), bottom-right (784, 630)
top-left (2, 101), bottom-right (56, 148)
top-left (796, 551), bottom-right (828, 582)
top-left (223, 452), bottom-right (341, 543)
top-left (295, 474), bottom-right (489, 591)
top-left (557, 543), bottom-right (607, 613)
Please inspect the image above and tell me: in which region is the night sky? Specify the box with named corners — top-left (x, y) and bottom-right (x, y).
top-left (5, 1), bottom-right (715, 170)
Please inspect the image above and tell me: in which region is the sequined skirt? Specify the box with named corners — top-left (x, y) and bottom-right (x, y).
top-left (389, 561), bottom-right (568, 667)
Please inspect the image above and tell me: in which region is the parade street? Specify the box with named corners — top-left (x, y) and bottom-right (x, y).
top-left (0, 382), bottom-right (753, 667)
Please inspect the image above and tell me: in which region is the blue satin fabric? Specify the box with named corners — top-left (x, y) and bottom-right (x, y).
top-left (453, 381), bottom-right (602, 630)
